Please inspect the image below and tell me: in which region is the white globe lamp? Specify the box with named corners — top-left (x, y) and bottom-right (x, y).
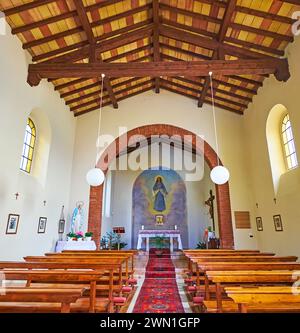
top-left (86, 168), bottom-right (105, 187)
top-left (210, 166), bottom-right (230, 185)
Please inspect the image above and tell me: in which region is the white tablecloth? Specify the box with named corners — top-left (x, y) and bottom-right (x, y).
top-left (137, 230), bottom-right (183, 252)
top-left (55, 240), bottom-right (96, 252)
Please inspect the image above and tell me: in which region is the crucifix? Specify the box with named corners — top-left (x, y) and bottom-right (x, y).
top-left (205, 190), bottom-right (215, 231)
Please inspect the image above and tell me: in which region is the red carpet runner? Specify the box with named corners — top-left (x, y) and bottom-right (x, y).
top-left (133, 248), bottom-right (184, 313)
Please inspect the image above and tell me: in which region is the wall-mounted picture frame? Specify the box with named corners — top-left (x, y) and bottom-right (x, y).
top-left (256, 217), bottom-right (263, 231)
top-left (58, 219), bottom-right (65, 234)
top-left (38, 217), bottom-right (47, 234)
top-left (6, 214), bottom-right (20, 234)
top-left (273, 214), bottom-right (283, 232)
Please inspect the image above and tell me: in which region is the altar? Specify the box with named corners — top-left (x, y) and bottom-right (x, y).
top-left (55, 240), bottom-right (96, 252)
top-left (137, 230), bottom-right (183, 252)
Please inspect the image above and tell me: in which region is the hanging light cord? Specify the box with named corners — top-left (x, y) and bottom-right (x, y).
top-left (95, 73), bottom-right (105, 165)
top-left (209, 72), bottom-right (220, 166)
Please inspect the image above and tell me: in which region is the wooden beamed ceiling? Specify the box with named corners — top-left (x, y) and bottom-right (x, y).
top-left (1, 0), bottom-right (299, 117)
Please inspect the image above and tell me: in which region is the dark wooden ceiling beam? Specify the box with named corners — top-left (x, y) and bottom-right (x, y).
top-left (229, 22), bottom-right (294, 42)
top-left (27, 58), bottom-right (290, 87)
top-left (85, 0), bottom-right (128, 13)
top-left (54, 78), bottom-right (90, 91)
top-left (44, 24), bottom-right (153, 64)
top-left (235, 5), bottom-right (296, 25)
top-left (198, 0), bottom-right (237, 107)
top-left (153, 0), bottom-right (160, 93)
top-left (91, 4), bottom-right (151, 28)
top-left (11, 10), bottom-right (77, 35)
top-left (3, 0), bottom-right (57, 16)
top-left (106, 44), bottom-right (152, 63)
top-left (159, 3), bottom-right (222, 25)
top-left (159, 24), bottom-right (274, 60)
top-left (22, 27), bottom-right (84, 50)
top-left (161, 54), bottom-right (260, 94)
top-left (160, 45), bottom-right (264, 86)
top-left (161, 18), bottom-right (217, 39)
top-left (74, 84), bottom-right (154, 117)
top-left (73, 0), bottom-right (118, 108)
top-left (224, 37), bottom-right (285, 57)
top-left (161, 78), bottom-right (248, 109)
top-left (66, 78), bottom-right (139, 105)
top-left (160, 84), bottom-right (243, 115)
top-left (70, 79), bottom-right (154, 112)
top-left (173, 76), bottom-right (253, 103)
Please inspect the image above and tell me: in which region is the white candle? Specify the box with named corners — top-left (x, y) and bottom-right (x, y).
top-left (174, 225), bottom-right (177, 230)
top-left (141, 225), bottom-right (144, 230)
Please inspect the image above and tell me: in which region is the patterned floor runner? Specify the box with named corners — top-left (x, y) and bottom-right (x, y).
top-left (132, 248), bottom-right (184, 313)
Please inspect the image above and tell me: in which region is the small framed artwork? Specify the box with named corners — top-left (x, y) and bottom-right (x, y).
top-left (273, 214), bottom-right (283, 232)
top-left (6, 214), bottom-right (20, 234)
top-left (58, 219), bottom-right (65, 234)
top-left (256, 217), bottom-right (263, 231)
top-left (155, 214), bottom-right (164, 225)
top-left (38, 217), bottom-right (47, 234)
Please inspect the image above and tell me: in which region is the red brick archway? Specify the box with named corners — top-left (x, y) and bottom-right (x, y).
top-left (88, 124), bottom-right (234, 249)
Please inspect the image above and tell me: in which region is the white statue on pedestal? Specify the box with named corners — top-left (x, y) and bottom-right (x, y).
top-left (71, 201), bottom-right (84, 234)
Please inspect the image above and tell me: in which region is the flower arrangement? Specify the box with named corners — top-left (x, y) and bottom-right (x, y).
top-left (67, 231), bottom-right (84, 241)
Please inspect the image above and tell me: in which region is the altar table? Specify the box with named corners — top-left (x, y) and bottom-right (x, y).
top-left (55, 240), bottom-right (96, 252)
top-left (137, 230), bottom-right (183, 252)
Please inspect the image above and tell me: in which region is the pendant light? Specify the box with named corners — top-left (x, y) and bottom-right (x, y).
top-left (209, 72), bottom-right (230, 185)
top-left (86, 74), bottom-right (106, 187)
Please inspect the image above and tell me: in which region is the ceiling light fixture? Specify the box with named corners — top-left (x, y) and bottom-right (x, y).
top-left (209, 71), bottom-right (230, 185)
top-left (86, 74), bottom-right (106, 187)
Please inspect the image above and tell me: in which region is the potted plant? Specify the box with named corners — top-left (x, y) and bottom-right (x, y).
top-left (85, 231), bottom-right (93, 241)
top-left (153, 236), bottom-right (166, 256)
top-left (66, 232), bottom-right (76, 241)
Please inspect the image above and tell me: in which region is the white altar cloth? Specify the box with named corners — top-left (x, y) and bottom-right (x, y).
top-left (55, 240), bottom-right (96, 252)
top-left (137, 230), bottom-right (183, 252)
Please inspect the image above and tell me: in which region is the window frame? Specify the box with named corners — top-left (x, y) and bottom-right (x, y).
top-left (281, 114), bottom-right (298, 171)
top-left (20, 118), bottom-right (36, 174)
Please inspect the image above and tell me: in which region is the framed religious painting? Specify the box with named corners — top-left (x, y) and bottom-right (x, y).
top-left (6, 214), bottom-right (20, 234)
top-left (256, 217), bottom-right (263, 231)
top-left (273, 214), bottom-right (283, 231)
top-left (38, 217), bottom-right (47, 234)
top-left (58, 219), bottom-right (65, 234)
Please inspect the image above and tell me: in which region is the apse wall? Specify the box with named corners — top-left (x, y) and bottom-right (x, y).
top-left (70, 88), bottom-right (258, 250)
top-left (0, 23), bottom-right (76, 260)
top-left (243, 35), bottom-right (300, 258)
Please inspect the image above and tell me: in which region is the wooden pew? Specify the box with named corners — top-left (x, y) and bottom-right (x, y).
top-left (191, 256), bottom-right (297, 262)
top-left (205, 270), bottom-right (297, 312)
top-left (44, 253), bottom-right (133, 280)
top-left (0, 288), bottom-right (84, 313)
top-left (225, 286), bottom-right (300, 313)
top-left (24, 256), bottom-right (127, 285)
top-left (184, 251), bottom-right (275, 271)
top-left (0, 268), bottom-right (109, 313)
top-left (0, 261), bottom-right (119, 312)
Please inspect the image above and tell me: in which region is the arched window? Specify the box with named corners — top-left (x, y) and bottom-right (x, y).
top-left (281, 114), bottom-right (298, 170)
top-left (20, 118), bottom-right (36, 173)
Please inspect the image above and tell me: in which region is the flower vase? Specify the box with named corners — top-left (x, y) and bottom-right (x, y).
top-left (86, 237), bottom-right (92, 241)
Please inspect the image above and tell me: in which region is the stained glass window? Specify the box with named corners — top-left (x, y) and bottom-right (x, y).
top-left (281, 114), bottom-right (298, 170)
top-left (20, 118), bottom-right (36, 173)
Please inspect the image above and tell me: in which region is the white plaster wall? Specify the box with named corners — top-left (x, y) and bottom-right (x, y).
top-left (0, 23), bottom-right (76, 260)
top-left (243, 35), bottom-right (300, 258)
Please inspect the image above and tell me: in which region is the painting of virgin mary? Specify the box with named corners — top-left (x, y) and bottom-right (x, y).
top-left (152, 176), bottom-right (168, 212)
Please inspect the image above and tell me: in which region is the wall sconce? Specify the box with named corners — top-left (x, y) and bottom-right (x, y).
top-left (256, 203), bottom-right (259, 208)
top-left (15, 192), bottom-right (20, 200)
top-left (274, 198), bottom-right (277, 204)
top-left (43, 200), bottom-right (47, 206)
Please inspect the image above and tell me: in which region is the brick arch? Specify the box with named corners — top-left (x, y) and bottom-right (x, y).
top-left (88, 124), bottom-right (234, 249)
